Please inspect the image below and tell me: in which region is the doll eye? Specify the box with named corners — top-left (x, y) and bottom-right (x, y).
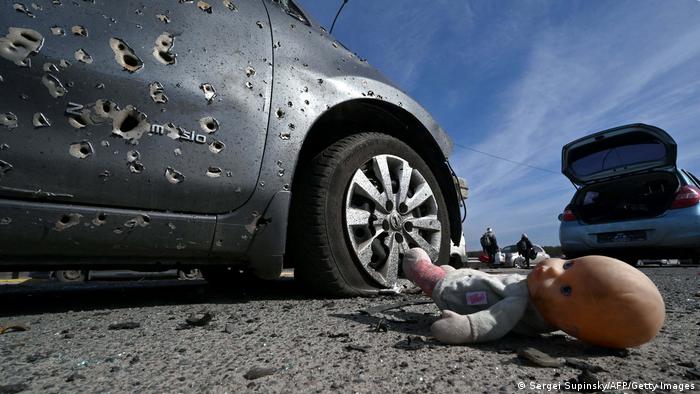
top-left (563, 261), bottom-right (574, 270)
top-left (561, 285), bottom-right (572, 296)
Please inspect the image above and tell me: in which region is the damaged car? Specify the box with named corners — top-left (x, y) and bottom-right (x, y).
top-left (0, 0), bottom-right (465, 295)
top-left (559, 123), bottom-right (700, 265)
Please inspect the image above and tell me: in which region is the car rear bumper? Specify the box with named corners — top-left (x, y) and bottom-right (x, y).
top-left (560, 204), bottom-right (700, 257)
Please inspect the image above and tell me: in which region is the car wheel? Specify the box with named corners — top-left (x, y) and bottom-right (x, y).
top-left (178, 269), bottom-right (202, 280)
top-left (54, 270), bottom-right (86, 282)
top-left (290, 133), bottom-right (451, 296)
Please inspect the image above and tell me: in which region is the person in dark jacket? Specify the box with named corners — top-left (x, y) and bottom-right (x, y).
top-left (516, 233), bottom-right (535, 268)
top-left (480, 227), bottom-right (500, 265)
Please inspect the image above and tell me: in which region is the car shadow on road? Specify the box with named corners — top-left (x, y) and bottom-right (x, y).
top-left (0, 277), bottom-right (318, 317)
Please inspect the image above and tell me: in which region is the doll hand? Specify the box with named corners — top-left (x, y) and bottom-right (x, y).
top-left (431, 310), bottom-right (473, 344)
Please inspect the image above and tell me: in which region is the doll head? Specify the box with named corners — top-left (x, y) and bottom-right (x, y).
top-left (527, 256), bottom-right (665, 348)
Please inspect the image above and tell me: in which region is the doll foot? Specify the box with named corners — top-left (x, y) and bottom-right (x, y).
top-left (402, 248), bottom-right (446, 296)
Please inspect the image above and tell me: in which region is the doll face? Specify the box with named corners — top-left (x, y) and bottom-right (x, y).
top-left (527, 258), bottom-right (578, 303)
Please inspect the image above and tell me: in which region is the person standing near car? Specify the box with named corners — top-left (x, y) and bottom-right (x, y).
top-left (516, 233), bottom-right (534, 268)
top-left (480, 227), bottom-right (500, 265)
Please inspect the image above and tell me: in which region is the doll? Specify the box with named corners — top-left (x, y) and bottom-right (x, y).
top-left (403, 248), bottom-right (665, 348)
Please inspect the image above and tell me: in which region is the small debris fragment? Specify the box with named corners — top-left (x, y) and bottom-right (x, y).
top-left (517, 347), bottom-right (564, 368)
top-left (108, 322), bottom-right (140, 330)
top-left (372, 318), bottom-right (388, 333)
top-left (185, 312), bottom-right (212, 327)
top-left (173, 148), bottom-right (182, 156)
top-left (224, 322), bottom-right (235, 334)
top-left (393, 336), bottom-right (426, 351)
top-left (567, 370), bottom-right (600, 393)
top-left (344, 344), bottom-right (370, 353)
top-left (243, 366), bottom-right (276, 380)
top-left (0, 322), bottom-right (29, 334)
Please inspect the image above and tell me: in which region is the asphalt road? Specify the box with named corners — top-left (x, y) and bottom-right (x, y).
top-left (0, 266), bottom-right (698, 393)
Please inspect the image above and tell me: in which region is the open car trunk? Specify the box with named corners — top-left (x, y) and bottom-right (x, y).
top-left (572, 171), bottom-right (679, 224)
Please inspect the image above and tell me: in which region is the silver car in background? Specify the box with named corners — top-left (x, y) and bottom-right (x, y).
top-left (500, 244), bottom-right (549, 268)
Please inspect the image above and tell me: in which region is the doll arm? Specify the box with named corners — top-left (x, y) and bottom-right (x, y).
top-left (431, 296), bottom-right (529, 344)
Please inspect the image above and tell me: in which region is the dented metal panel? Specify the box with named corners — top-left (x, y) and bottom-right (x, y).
top-left (0, 0), bottom-right (272, 213)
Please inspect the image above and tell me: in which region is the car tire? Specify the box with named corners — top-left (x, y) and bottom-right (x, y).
top-left (289, 133), bottom-right (451, 296)
top-left (54, 270), bottom-right (86, 282)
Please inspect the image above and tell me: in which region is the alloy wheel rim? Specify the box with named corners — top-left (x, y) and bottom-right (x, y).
top-left (344, 154), bottom-right (442, 287)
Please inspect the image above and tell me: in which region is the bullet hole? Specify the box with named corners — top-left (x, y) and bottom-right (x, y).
top-left (42, 73), bottom-right (67, 98)
top-left (95, 82), bottom-right (105, 89)
top-left (153, 32), bottom-right (176, 65)
top-left (165, 167), bottom-right (184, 184)
top-left (197, 1), bottom-right (212, 13)
top-left (110, 38), bottom-right (143, 73)
top-left (0, 217), bottom-right (11, 225)
top-left (209, 140), bottom-right (224, 154)
top-left (278, 169), bottom-right (284, 177)
top-left (111, 106), bottom-right (150, 141)
top-left (288, 123), bottom-right (296, 130)
top-left (43, 62), bottom-right (59, 73)
top-left (124, 214), bottom-right (150, 228)
top-left (0, 144), bottom-right (9, 150)
top-left (113, 227), bottom-right (123, 234)
top-left (148, 82), bottom-right (168, 104)
top-left (100, 140), bottom-right (109, 147)
top-left (71, 25), bottom-right (88, 37)
top-left (13, 3), bottom-right (35, 17)
top-left (287, 101), bottom-right (293, 107)
top-left (74, 48), bottom-right (93, 64)
top-left (200, 83), bottom-right (216, 103)
top-left (98, 169), bottom-right (110, 179)
top-left (279, 131), bottom-right (290, 140)
top-left (245, 65), bottom-right (255, 77)
top-left (156, 14), bottom-right (171, 23)
top-left (19, 93), bottom-right (29, 100)
top-left (50, 26), bottom-right (65, 36)
top-left (256, 21), bottom-right (264, 28)
top-left (68, 112), bottom-right (89, 129)
top-left (304, 100), bottom-right (309, 105)
top-left (223, 0), bottom-right (237, 11)
top-left (275, 108), bottom-right (285, 119)
top-left (245, 81), bottom-right (253, 90)
top-left (54, 213), bottom-right (81, 231)
top-left (32, 112), bottom-right (51, 128)
top-left (199, 116), bottom-right (219, 133)
top-left (206, 167), bottom-right (222, 178)
top-left (168, 222), bottom-right (176, 230)
top-left (128, 161), bottom-right (144, 173)
top-left (0, 113), bottom-right (18, 129)
top-left (92, 212), bottom-right (106, 226)
top-left (283, 183), bottom-right (290, 191)
top-left (59, 59), bottom-right (71, 68)
top-left (0, 160), bottom-right (13, 177)
top-left (126, 150), bottom-right (140, 162)
top-left (173, 148), bottom-right (182, 156)
top-left (332, 42), bottom-right (338, 48)
top-left (69, 141), bottom-right (94, 159)
top-left (0, 27), bottom-right (44, 67)
top-left (302, 86), bottom-right (308, 92)
top-left (367, 90), bottom-right (374, 97)
top-left (317, 78), bottom-right (323, 84)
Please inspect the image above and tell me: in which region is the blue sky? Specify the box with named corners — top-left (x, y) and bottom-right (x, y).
top-left (297, 0), bottom-right (700, 250)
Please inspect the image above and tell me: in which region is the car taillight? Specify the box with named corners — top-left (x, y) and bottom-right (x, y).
top-left (671, 185), bottom-right (700, 209)
top-left (561, 207), bottom-right (577, 221)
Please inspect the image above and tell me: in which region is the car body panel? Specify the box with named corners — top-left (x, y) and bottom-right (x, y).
top-left (0, 0), bottom-right (272, 213)
top-left (562, 123), bottom-right (677, 186)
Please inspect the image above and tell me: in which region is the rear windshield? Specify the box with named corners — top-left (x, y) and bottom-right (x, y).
top-left (569, 134), bottom-right (667, 177)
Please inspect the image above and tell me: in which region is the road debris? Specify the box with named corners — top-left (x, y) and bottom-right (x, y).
top-left (359, 300), bottom-right (432, 316)
top-left (0, 322), bottom-right (29, 334)
top-left (393, 335), bottom-right (427, 351)
top-left (344, 344), bottom-right (370, 353)
top-left (567, 370), bottom-right (600, 393)
top-left (517, 347), bottom-right (564, 368)
top-left (185, 312), bottom-right (212, 327)
top-left (243, 366), bottom-right (277, 380)
top-left (107, 322), bottom-right (140, 330)
top-left (372, 318), bottom-right (388, 333)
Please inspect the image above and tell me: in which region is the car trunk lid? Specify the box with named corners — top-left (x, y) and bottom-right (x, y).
top-left (562, 123), bottom-right (677, 187)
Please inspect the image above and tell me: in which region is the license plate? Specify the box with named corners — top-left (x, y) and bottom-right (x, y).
top-left (597, 230), bottom-right (647, 244)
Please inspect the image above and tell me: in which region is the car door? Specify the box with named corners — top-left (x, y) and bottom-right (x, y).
top-left (0, 0), bottom-right (272, 213)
